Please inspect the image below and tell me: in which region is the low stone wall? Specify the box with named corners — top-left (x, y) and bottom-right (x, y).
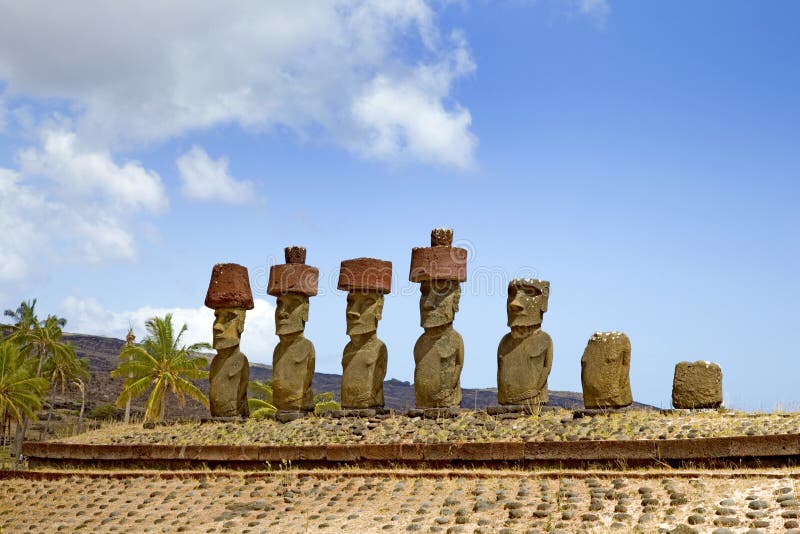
top-left (22, 433), bottom-right (800, 469)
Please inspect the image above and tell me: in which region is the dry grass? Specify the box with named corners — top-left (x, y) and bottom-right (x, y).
top-left (54, 409), bottom-right (800, 448)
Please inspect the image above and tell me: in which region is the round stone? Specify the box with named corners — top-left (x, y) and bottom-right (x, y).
top-left (687, 514), bottom-right (706, 525)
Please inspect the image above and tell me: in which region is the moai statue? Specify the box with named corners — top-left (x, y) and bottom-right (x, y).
top-left (409, 228), bottom-right (467, 408)
top-left (497, 279), bottom-right (553, 406)
top-left (338, 258), bottom-right (392, 409)
top-left (205, 263), bottom-right (254, 418)
top-left (580, 331), bottom-right (633, 409)
top-left (268, 246), bottom-right (318, 412)
top-left (672, 360), bottom-right (723, 409)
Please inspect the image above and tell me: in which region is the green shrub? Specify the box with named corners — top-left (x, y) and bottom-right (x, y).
top-left (90, 403), bottom-right (121, 420)
top-left (248, 380), bottom-right (276, 419)
top-left (313, 392), bottom-right (340, 415)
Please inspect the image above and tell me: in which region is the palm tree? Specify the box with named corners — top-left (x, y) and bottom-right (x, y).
top-left (42, 352), bottom-right (89, 435)
top-left (0, 341), bottom-right (49, 428)
top-left (72, 378), bottom-right (87, 435)
top-left (4, 301), bottom-right (73, 457)
top-left (247, 380), bottom-right (276, 419)
top-left (2, 299), bottom-right (41, 338)
top-left (16, 315), bottom-right (73, 377)
top-left (111, 314), bottom-right (210, 422)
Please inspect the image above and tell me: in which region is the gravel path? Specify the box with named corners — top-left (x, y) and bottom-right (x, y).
top-left (59, 409), bottom-right (800, 447)
top-left (3, 471), bottom-right (800, 533)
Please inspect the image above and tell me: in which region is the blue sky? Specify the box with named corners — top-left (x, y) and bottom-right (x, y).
top-left (0, 1), bottom-right (798, 410)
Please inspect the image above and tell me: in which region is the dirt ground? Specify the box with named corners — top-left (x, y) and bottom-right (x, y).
top-left (3, 469), bottom-right (800, 533)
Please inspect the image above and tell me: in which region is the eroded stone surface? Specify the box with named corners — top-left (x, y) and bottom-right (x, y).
top-left (581, 332), bottom-right (632, 409)
top-left (338, 258), bottom-right (392, 294)
top-left (497, 279), bottom-right (553, 406)
top-left (204, 263), bottom-right (255, 310)
top-left (209, 308), bottom-right (250, 417)
top-left (673, 361), bottom-right (723, 409)
top-left (414, 280), bottom-right (464, 408)
top-left (267, 247), bottom-right (319, 297)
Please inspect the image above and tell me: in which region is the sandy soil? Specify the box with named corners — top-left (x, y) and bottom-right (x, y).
top-left (3, 469), bottom-right (800, 533)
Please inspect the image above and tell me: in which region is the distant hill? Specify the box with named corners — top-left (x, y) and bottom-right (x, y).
top-left (64, 333), bottom-right (650, 418)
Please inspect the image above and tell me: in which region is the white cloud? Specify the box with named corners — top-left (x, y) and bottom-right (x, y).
top-left (0, 1), bottom-right (476, 168)
top-left (0, 130), bottom-right (167, 284)
top-left (576, 0), bottom-right (609, 23)
top-left (0, 96), bottom-right (6, 133)
top-left (177, 146), bottom-right (258, 205)
top-left (351, 31), bottom-right (477, 168)
top-left (0, 168), bottom-right (48, 281)
top-left (61, 296), bottom-right (278, 365)
top-left (19, 130), bottom-right (167, 213)
top-left (0, 166), bottom-right (140, 274)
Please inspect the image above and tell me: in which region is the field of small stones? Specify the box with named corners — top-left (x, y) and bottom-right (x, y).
top-left (6, 409), bottom-right (800, 533)
top-left (3, 470), bottom-right (800, 533)
top-left (60, 409), bottom-right (800, 447)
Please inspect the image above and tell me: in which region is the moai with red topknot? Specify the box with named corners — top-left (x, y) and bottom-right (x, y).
top-left (338, 258), bottom-right (392, 409)
top-left (205, 263), bottom-right (254, 418)
top-left (409, 228), bottom-right (467, 408)
top-left (268, 246), bottom-right (318, 413)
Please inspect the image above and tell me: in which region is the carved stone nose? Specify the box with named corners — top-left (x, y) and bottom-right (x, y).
top-left (347, 311), bottom-right (360, 320)
top-left (510, 301), bottom-right (524, 312)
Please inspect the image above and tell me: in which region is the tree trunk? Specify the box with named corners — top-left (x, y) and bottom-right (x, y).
top-left (14, 347), bottom-right (46, 464)
top-left (77, 385), bottom-right (85, 434)
top-left (36, 348), bottom-right (45, 378)
top-left (44, 385), bottom-right (56, 437)
top-left (11, 419), bottom-right (27, 468)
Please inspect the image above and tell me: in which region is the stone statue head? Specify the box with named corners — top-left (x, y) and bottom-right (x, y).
top-left (507, 279), bottom-right (549, 328)
top-left (212, 308), bottom-right (246, 350)
top-left (275, 293), bottom-right (309, 335)
top-left (420, 280), bottom-right (461, 328)
top-left (346, 291), bottom-right (384, 336)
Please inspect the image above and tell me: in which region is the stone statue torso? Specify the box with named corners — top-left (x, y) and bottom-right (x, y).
top-left (341, 335), bottom-right (387, 408)
top-left (497, 329), bottom-right (552, 405)
top-left (209, 349), bottom-right (250, 417)
top-left (272, 335), bottom-right (315, 411)
top-left (413, 326), bottom-right (464, 408)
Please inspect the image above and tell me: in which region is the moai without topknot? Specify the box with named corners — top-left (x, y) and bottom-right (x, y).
top-left (497, 279), bottom-right (553, 406)
top-left (672, 360), bottom-right (723, 409)
top-left (580, 331), bottom-right (633, 409)
top-left (338, 258), bottom-right (392, 409)
top-left (409, 228), bottom-right (467, 408)
top-left (205, 263), bottom-right (254, 418)
top-left (268, 246), bottom-right (318, 412)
